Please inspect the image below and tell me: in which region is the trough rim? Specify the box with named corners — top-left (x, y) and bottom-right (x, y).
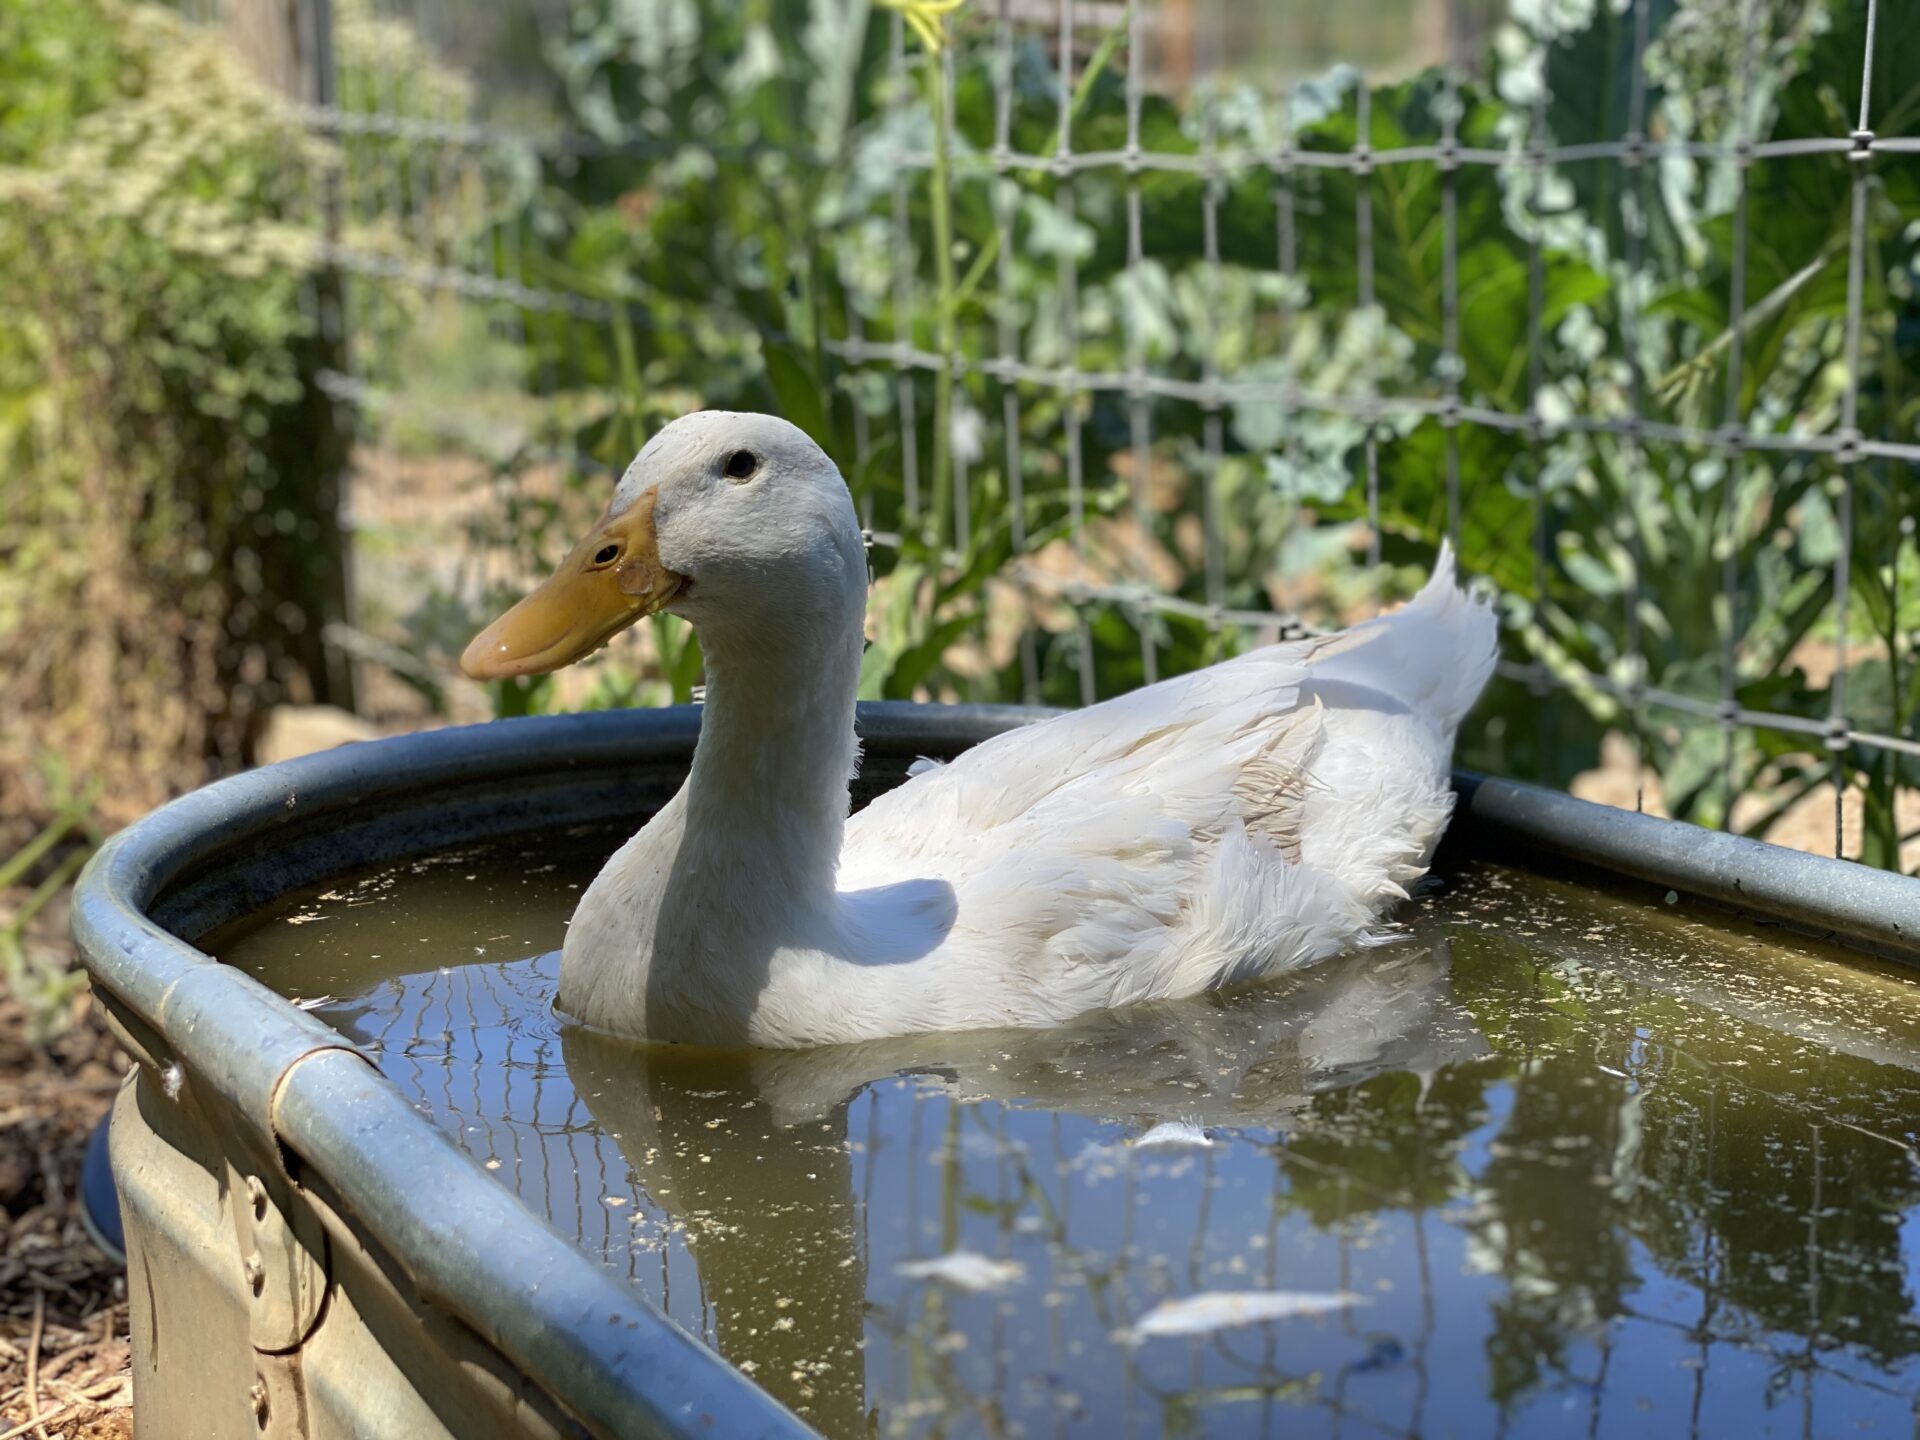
top-left (68, 701), bottom-right (1920, 1438)
top-left (69, 702), bottom-right (1040, 1440)
top-left (1450, 770), bottom-right (1920, 961)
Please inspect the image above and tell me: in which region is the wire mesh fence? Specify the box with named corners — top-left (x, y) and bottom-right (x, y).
top-left (191, 0), bottom-right (1916, 868)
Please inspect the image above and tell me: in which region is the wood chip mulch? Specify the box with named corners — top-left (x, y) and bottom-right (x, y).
top-left (0, 982), bottom-right (132, 1440)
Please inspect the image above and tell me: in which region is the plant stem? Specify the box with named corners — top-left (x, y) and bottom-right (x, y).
top-left (927, 44), bottom-right (955, 556)
top-left (1068, 7), bottom-right (1129, 129)
top-left (0, 811), bottom-right (83, 893)
top-left (609, 301), bottom-right (645, 457)
top-left (9, 848), bottom-right (89, 936)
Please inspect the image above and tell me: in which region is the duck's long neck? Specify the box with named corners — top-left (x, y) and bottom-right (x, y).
top-left (677, 602), bottom-right (865, 909)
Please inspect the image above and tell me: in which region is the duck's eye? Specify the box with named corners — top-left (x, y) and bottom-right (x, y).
top-left (724, 449), bottom-right (758, 481)
top-left (592, 544), bottom-right (620, 565)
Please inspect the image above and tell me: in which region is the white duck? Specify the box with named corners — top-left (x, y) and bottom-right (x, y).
top-left (462, 411), bottom-right (1496, 1049)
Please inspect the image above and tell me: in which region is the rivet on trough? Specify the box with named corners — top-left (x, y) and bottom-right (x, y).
top-left (250, 1376), bottom-right (270, 1426)
top-left (226, 1156), bottom-right (329, 1353)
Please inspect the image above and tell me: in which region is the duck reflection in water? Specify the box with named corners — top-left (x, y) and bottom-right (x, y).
top-left (561, 938), bottom-right (1483, 1434)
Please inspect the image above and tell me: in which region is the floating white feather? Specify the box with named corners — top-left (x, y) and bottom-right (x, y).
top-left (1132, 1120), bottom-right (1213, 1151)
top-left (1128, 1289), bottom-right (1366, 1342)
top-left (895, 1252), bottom-right (1026, 1294)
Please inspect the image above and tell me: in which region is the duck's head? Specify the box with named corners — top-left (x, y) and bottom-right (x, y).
top-left (461, 411), bottom-right (865, 680)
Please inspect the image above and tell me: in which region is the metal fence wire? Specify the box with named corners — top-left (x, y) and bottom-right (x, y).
top-left (228, 0), bottom-right (1914, 864)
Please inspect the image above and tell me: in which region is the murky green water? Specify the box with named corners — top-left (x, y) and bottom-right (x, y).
top-left (212, 827), bottom-right (1920, 1439)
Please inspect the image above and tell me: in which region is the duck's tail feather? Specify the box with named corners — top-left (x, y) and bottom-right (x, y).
top-left (1312, 540), bottom-right (1498, 733)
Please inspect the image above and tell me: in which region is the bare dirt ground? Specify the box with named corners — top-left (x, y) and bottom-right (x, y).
top-left (0, 931), bottom-right (131, 1440)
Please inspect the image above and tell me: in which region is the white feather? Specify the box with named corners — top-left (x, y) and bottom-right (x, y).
top-left (1132, 1121), bottom-right (1213, 1151)
top-left (895, 1252), bottom-right (1025, 1293)
top-left (1128, 1290), bottom-right (1367, 1342)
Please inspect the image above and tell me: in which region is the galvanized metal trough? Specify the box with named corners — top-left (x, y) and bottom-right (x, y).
top-left (70, 701), bottom-right (1920, 1438)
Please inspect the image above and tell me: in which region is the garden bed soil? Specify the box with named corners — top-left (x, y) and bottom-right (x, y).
top-left (0, 905), bottom-right (130, 1440)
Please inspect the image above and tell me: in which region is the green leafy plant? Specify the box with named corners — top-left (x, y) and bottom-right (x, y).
top-left (358, 0), bottom-right (1914, 864)
top-left (0, 0), bottom-right (345, 825)
top-left (0, 776), bottom-right (100, 1039)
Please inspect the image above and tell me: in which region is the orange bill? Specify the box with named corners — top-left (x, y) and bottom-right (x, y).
top-left (461, 490), bottom-right (685, 680)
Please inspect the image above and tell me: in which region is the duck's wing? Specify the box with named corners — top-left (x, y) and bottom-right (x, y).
top-left (837, 636), bottom-right (1362, 1016)
top-left (845, 633), bottom-right (1325, 875)
top-left (845, 541), bottom-right (1493, 878)
top-left (834, 547), bottom-right (1495, 1026)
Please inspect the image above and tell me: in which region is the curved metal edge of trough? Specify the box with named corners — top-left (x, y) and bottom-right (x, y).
top-left (1452, 771), bottom-right (1920, 963)
top-left (70, 703), bottom-right (1920, 1439)
top-left (70, 702), bottom-right (1042, 1440)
